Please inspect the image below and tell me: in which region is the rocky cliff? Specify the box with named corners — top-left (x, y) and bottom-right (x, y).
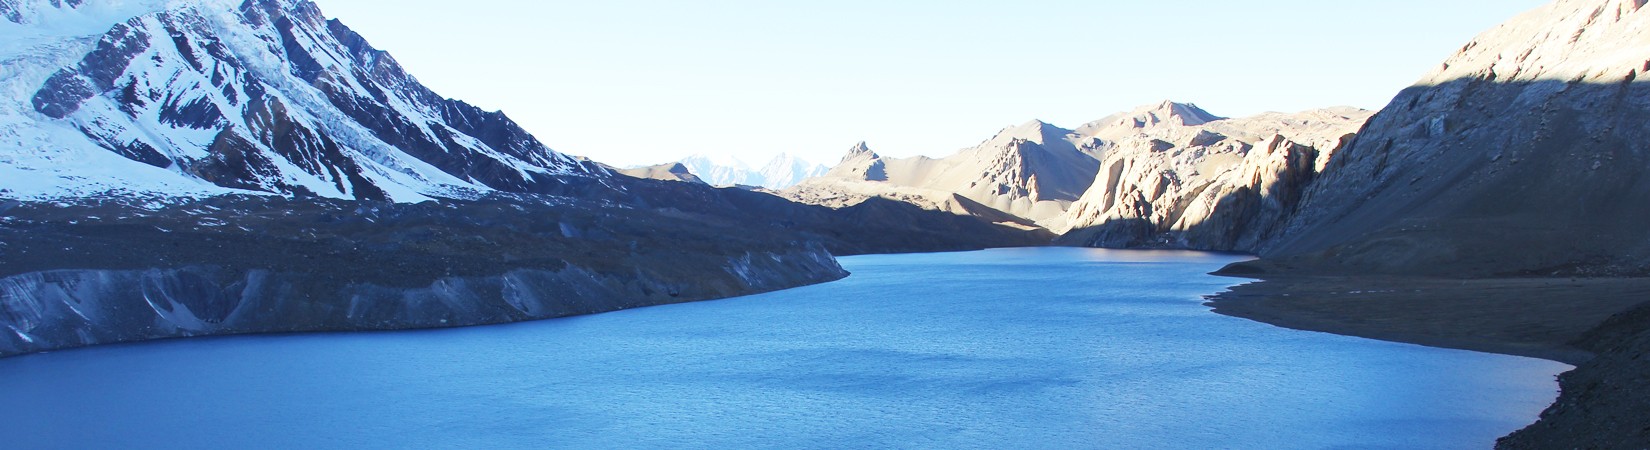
top-left (1057, 106), bottom-right (1371, 251)
top-left (789, 103), bottom-right (1370, 248)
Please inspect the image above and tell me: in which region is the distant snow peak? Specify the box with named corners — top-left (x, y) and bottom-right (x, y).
top-left (679, 153), bottom-right (826, 189)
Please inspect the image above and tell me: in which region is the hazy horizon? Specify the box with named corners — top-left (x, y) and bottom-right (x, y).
top-left (318, 0), bottom-right (1548, 167)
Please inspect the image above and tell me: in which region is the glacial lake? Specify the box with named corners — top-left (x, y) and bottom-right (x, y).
top-left (0, 248), bottom-right (1566, 449)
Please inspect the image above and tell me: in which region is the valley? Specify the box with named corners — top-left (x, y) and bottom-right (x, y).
top-left (1, 0), bottom-right (1647, 447)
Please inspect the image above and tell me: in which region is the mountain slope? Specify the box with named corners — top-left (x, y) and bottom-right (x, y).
top-left (1255, 0), bottom-right (1650, 277)
top-left (613, 161), bottom-right (706, 184)
top-left (4, 0), bottom-right (605, 202)
top-left (1057, 107), bottom-right (1372, 251)
top-left (1199, 0), bottom-right (1650, 447)
top-left (781, 142), bottom-right (1047, 231)
top-left (800, 120), bottom-right (1103, 225)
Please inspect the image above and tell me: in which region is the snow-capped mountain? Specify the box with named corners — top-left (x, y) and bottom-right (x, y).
top-left (1, 0), bottom-right (607, 202)
top-left (678, 153), bottom-right (827, 189)
top-left (756, 153), bottom-right (830, 189)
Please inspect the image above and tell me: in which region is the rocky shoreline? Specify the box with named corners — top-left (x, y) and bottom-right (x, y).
top-left (1205, 273), bottom-right (1650, 448)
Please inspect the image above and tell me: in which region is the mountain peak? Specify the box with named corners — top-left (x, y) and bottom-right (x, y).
top-left (842, 141), bottom-right (879, 163)
top-left (1075, 100), bottom-right (1226, 138)
top-left (1134, 101), bottom-right (1223, 127)
top-left (994, 120), bottom-right (1074, 144)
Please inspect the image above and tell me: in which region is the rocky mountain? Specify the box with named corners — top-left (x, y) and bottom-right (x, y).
top-left (1056, 107), bottom-right (1372, 251)
top-left (1249, 0), bottom-right (1650, 278)
top-left (678, 153), bottom-right (827, 189)
top-left (613, 162), bottom-right (706, 184)
top-left (1204, 0), bottom-right (1650, 447)
top-left (790, 101), bottom-right (1369, 243)
top-left (796, 119), bottom-right (1104, 225)
top-left (1074, 100), bottom-right (1226, 141)
top-left (3, 0), bottom-right (609, 203)
top-left (780, 142), bottom-right (1047, 232)
top-left (0, 0), bottom-right (1047, 358)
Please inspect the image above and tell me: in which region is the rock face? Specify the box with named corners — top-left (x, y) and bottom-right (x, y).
top-left (4, 0), bottom-right (605, 202)
top-left (1057, 107), bottom-right (1372, 251)
top-left (791, 103), bottom-right (1369, 245)
top-left (1255, 0), bottom-right (1650, 277)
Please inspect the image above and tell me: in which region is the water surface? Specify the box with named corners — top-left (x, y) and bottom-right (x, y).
top-left (0, 248), bottom-right (1566, 448)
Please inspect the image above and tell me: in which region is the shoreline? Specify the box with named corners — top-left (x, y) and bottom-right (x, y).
top-left (1203, 273), bottom-right (1650, 448)
top-left (1204, 275), bottom-right (1650, 365)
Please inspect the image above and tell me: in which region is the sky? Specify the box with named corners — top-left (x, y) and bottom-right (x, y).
top-left (316, 0), bottom-right (1549, 167)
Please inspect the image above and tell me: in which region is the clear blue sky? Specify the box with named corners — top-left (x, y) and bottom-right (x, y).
top-left (316, 0), bottom-right (1548, 167)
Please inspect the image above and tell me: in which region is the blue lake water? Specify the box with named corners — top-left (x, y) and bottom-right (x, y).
top-left (0, 248), bottom-right (1566, 449)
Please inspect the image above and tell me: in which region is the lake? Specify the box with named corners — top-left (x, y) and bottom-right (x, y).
top-left (0, 248), bottom-right (1566, 449)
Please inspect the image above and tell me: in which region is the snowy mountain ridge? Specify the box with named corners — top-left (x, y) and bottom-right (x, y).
top-left (678, 153), bottom-right (827, 189)
top-left (0, 0), bottom-right (607, 202)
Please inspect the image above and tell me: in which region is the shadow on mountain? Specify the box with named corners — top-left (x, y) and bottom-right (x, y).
top-left (1192, 77), bottom-right (1650, 450)
top-left (1237, 78), bottom-right (1650, 279)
